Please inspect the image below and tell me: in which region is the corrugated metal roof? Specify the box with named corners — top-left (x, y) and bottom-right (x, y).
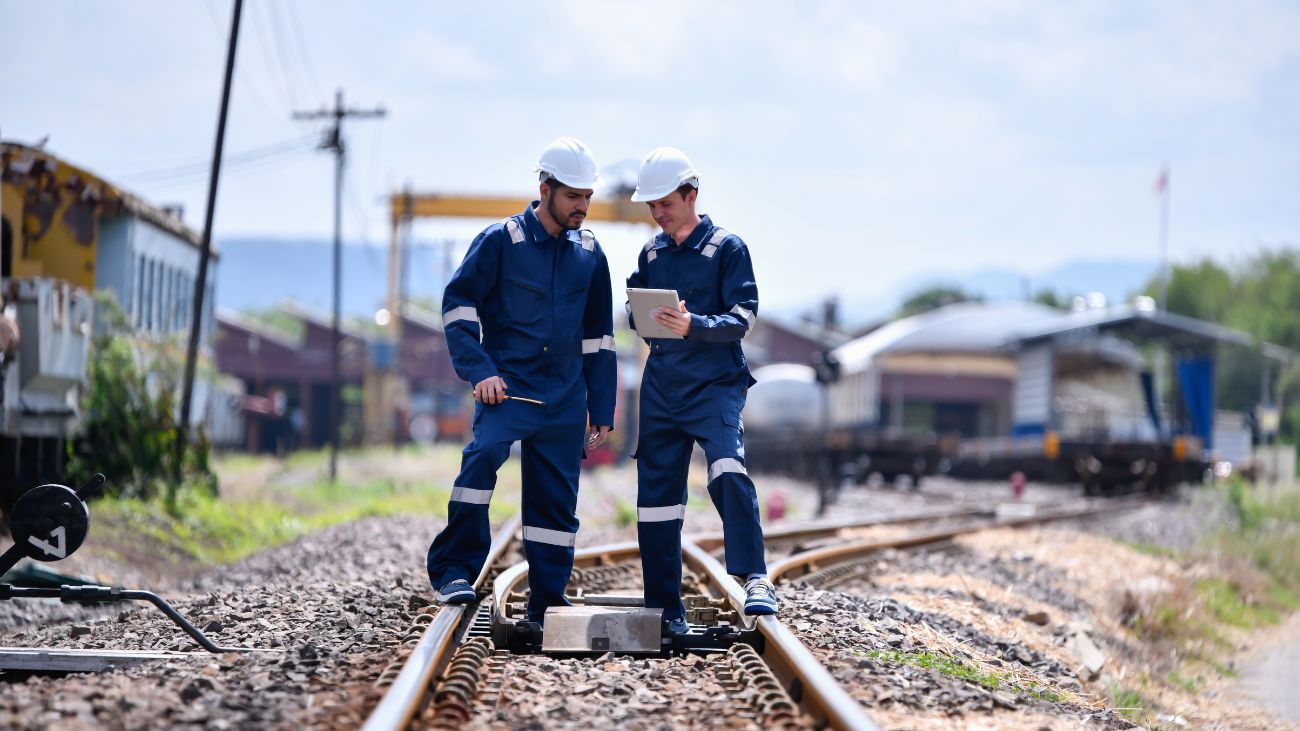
top-left (833, 301), bottom-right (1063, 372)
top-left (1012, 303), bottom-right (1255, 348)
top-left (832, 300), bottom-right (1290, 376)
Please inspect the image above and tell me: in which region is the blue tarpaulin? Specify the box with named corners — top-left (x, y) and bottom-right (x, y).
top-left (1140, 371), bottom-right (1162, 436)
top-left (1176, 356), bottom-right (1215, 450)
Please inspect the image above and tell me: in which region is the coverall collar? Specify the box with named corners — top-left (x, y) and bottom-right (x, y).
top-left (524, 201), bottom-right (583, 245)
top-left (659, 214), bottom-right (714, 251)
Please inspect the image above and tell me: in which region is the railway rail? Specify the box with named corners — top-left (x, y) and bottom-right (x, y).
top-left (363, 498), bottom-right (1141, 730)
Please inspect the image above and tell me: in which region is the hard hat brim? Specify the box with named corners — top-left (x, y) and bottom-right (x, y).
top-left (536, 167), bottom-right (602, 190)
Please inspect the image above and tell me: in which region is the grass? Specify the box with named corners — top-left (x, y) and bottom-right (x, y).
top-left (91, 444), bottom-right (477, 567)
top-left (1198, 578), bottom-right (1281, 628)
top-left (1123, 541), bottom-right (1178, 558)
top-left (611, 497), bottom-right (637, 528)
top-left (1215, 482), bottom-right (1300, 593)
top-left (1109, 684), bottom-right (1156, 724)
top-left (1113, 477), bottom-right (1300, 724)
top-left (94, 477), bottom-right (453, 564)
top-left (866, 648), bottom-right (1063, 703)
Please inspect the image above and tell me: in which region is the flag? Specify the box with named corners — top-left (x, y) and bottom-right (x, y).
top-left (1153, 166), bottom-right (1168, 195)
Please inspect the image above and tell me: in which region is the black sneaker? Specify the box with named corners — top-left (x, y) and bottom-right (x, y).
top-left (434, 579), bottom-right (476, 604)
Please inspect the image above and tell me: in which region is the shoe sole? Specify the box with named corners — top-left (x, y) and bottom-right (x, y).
top-left (435, 590), bottom-right (476, 604)
top-left (744, 602), bottom-right (778, 616)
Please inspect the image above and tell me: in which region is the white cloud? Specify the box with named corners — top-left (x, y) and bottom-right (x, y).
top-left (396, 28), bottom-right (500, 83)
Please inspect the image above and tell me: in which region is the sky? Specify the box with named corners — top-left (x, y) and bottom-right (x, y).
top-left (3, 1), bottom-right (1298, 320)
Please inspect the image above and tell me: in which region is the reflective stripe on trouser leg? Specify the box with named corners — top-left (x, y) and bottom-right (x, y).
top-left (634, 383), bottom-right (695, 621)
top-left (705, 454), bottom-right (767, 577)
top-left (426, 438), bottom-right (512, 588)
top-left (519, 416), bottom-right (586, 621)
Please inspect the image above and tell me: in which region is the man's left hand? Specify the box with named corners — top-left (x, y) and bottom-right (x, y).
top-left (587, 425), bottom-right (611, 450)
top-left (654, 300), bottom-right (692, 338)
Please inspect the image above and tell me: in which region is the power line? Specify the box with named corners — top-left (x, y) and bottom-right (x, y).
top-left (267, 0), bottom-right (314, 104)
top-left (115, 135), bottom-right (315, 183)
top-left (284, 0), bottom-right (324, 99)
top-left (201, 0), bottom-right (285, 123)
top-left (250, 0), bottom-right (299, 109)
top-left (134, 144), bottom-right (312, 190)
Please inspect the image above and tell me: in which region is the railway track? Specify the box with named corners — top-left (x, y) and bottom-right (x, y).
top-left (362, 498), bottom-right (1141, 730)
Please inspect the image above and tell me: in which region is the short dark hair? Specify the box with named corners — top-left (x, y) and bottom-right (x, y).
top-left (540, 174), bottom-right (570, 193)
top-left (676, 182), bottom-right (697, 200)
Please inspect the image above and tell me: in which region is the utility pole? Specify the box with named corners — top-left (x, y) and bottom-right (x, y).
top-left (293, 90), bottom-right (385, 481)
top-left (176, 0), bottom-right (242, 492)
top-left (1156, 164), bottom-right (1171, 311)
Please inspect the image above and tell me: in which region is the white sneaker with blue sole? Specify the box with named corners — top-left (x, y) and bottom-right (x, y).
top-left (743, 577), bottom-right (778, 615)
top-left (435, 579), bottom-right (476, 604)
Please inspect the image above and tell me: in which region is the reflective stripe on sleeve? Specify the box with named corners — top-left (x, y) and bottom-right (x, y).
top-left (637, 504), bottom-right (687, 522)
top-left (443, 306), bottom-right (479, 326)
top-left (582, 335), bottom-right (617, 354)
top-left (522, 525), bottom-right (577, 548)
top-left (450, 486), bottom-right (493, 504)
top-left (708, 457), bottom-right (748, 483)
top-left (730, 305), bottom-right (755, 327)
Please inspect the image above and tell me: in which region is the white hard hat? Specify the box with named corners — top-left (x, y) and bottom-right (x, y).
top-left (534, 137), bottom-right (601, 189)
top-left (630, 147), bottom-right (699, 202)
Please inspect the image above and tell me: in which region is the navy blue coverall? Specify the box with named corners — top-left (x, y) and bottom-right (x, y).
top-left (427, 203), bottom-right (616, 621)
top-left (626, 214), bottom-right (765, 622)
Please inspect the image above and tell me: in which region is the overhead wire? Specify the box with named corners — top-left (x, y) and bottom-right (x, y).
top-left (283, 0), bottom-right (325, 100)
top-left (134, 145), bottom-right (313, 191)
top-left (201, 0), bottom-right (289, 125)
top-left (251, 0), bottom-right (300, 110)
top-left (114, 134), bottom-right (318, 184)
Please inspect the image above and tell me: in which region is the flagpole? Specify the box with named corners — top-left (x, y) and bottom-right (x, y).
top-left (1157, 164), bottom-right (1171, 311)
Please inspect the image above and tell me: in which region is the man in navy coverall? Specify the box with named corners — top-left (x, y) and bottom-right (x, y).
top-left (625, 147), bottom-right (777, 634)
top-left (427, 138), bottom-right (616, 622)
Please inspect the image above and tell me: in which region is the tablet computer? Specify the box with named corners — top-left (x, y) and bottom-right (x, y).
top-left (627, 288), bottom-right (683, 339)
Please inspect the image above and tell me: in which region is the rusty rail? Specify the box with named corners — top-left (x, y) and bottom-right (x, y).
top-left (361, 515), bottom-right (521, 731)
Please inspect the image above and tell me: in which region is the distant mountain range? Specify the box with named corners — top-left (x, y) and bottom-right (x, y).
top-left (213, 236), bottom-right (1159, 328)
top-left (213, 237), bottom-right (457, 319)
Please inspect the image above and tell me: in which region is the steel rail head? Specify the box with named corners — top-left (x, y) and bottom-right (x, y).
top-left (688, 506), bottom-right (991, 552)
top-left (680, 539), bottom-right (881, 731)
top-left (767, 497), bottom-right (1146, 584)
top-left (362, 515), bottom-right (523, 731)
top-left (493, 541), bottom-right (642, 624)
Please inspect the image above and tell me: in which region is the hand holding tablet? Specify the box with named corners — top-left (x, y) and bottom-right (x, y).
top-left (627, 288), bottom-right (685, 339)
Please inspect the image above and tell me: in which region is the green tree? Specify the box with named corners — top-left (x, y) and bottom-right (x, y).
top-left (66, 293), bottom-right (216, 507)
top-left (1032, 290), bottom-right (1071, 310)
top-left (1142, 248), bottom-right (1300, 444)
top-left (898, 285), bottom-right (982, 318)
top-left (1144, 258), bottom-right (1233, 323)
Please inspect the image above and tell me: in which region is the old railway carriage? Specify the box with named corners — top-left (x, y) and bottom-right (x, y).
top-left (1, 141), bottom-right (235, 498)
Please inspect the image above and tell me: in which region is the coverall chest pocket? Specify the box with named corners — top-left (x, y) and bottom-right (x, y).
top-left (503, 276), bottom-right (547, 326)
top-left (555, 285), bottom-right (587, 329)
top-left (682, 281), bottom-right (718, 314)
